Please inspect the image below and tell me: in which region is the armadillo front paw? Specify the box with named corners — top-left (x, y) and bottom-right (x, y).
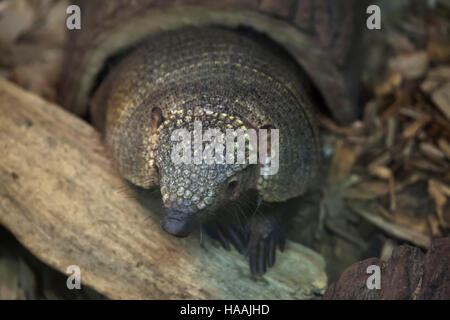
top-left (203, 221), bottom-right (249, 255)
top-left (247, 214), bottom-right (285, 276)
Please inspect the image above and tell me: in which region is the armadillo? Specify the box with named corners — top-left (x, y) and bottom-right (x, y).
top-left (90, 27), bottom-right (321, 275)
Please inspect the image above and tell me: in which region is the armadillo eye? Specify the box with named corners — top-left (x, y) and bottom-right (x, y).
top-left (227, 180), bottom-right (238, 191)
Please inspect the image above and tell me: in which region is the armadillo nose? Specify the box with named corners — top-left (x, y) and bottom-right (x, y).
top-left (162, 209), bottom-right (194, 238)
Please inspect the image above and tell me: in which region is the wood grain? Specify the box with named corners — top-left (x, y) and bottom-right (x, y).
top-left (0, 78), bottom-right (326, 299)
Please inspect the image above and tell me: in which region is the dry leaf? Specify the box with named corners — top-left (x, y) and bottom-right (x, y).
top-left (420, 66), bottom-right (450, 93)
top-left (402, 120), bottom-right (427, 139)
top-left (344, 181), bottom-right (390, 199)
top-left (427, 214), bottom-right (442, 237)
top-left (328, 141), bottom-right (356, 186)
top-left (428, 179), bottom-right (449, 228)
top-left (427, 41), bottom-right (450, 64)
top-left (431, 82), bottom-right (450, 120)
top-left (368, 166), bottom-right (396, 210)
top-left (349, 203), bottom-right (431, 248)
top-left (437, 138), bottom-right (450, 160)
top-left (419, 142), bottom-right (445, 161)
top-left (375, 72), bottom-right (403, 96)
top-left (388, 51), bottom-right (429, 80)
top-left (409, 158), bottom-right (445, 172)
top-left (369, 166), bottom-right (392, 179)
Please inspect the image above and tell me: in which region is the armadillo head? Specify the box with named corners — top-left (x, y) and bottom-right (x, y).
top-left (154, 108), bottom-right (259, 237)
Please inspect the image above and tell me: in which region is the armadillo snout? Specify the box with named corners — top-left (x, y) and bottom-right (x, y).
top-left (162, 208), bottom-right (195, 238)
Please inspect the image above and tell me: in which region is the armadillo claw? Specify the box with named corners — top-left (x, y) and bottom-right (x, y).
top-left (225, 225), bottom-right (249, 255)
top-left (203, 214), bottom-right (285, 276)
top-left (203, 222), bottom-right (248, 253)
top-left (247, 214), bottom-right (285, 276)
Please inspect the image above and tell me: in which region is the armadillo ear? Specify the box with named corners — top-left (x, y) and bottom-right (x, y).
top-left (150, 107), bottom-right (164, 134)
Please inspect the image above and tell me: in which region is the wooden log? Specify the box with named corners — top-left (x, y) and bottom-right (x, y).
top-left (60, 0), bottom-right (362, 124)
top-left (0, 78), bottom-right (327, 299)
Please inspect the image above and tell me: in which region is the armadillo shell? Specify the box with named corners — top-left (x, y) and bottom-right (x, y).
top-left (93, 27), bottom-right (320, 202)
